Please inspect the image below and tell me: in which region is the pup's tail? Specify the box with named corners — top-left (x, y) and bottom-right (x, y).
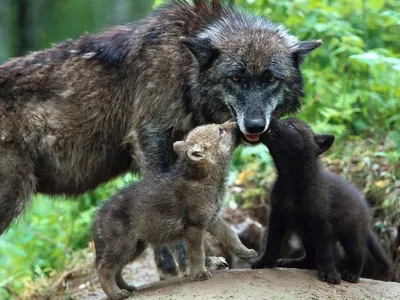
top-left (368, 230), bottom-right (392, 271)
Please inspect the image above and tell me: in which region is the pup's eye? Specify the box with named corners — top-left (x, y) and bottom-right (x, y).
top-left (267, 76), bottom-right (277, 83)
top-left (231, 76), bottom-right (241, 83)
top-left (219, 128), bottom-right (224, 135)
top-left (287, 122), bottom-right (295, 128)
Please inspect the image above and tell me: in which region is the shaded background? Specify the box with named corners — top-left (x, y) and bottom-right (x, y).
top-left (0, 0), bottom-right (153, 60)
top-left (0, 0), bottom-right (399, 298)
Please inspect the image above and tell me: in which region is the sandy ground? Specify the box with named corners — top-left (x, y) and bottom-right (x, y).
top-left (64, 248), bottom-right (160, 299)
top-left (62, 247), bottom-right (400, 300)
top-left (136, 268), bottom-right (400, 300)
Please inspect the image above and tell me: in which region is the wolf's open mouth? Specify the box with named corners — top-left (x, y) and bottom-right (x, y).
top-left (243, 134), bottom-right (261, 144)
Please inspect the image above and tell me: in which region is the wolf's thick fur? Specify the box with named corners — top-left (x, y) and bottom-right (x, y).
top-left (93, 122), bottom-right (256, 300)
top-left (251, 118), bottom-right (391, 284)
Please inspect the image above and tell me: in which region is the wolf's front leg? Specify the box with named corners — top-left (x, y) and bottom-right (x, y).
top-left (208, 217), bottom-right (258, 259)
top-left (128, 124), bottom-right (188, 279)
top-left (129, 124), bottom-right (175, 174)
top-left (184, 226), bottom-right (210, 281)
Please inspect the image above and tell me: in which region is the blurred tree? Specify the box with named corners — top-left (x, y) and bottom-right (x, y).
top-left (16, 0), bottom-right (33, 56)
top-left (0, 0), bottom-right (153, 63)
top-left (0, 0), bottom-right (8, 62)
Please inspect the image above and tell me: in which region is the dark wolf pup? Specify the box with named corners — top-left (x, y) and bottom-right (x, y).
top-left (93, 121), bottom-right (257, 300)
top-left (251, 118), bottom-right (391, 284)
top-left (0, 0), bottom-right (322, 235)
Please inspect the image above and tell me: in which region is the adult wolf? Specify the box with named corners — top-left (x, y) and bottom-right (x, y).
top-left (0, 0), bottom-right (320, 273)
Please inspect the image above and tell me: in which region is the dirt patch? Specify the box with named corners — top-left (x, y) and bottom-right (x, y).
top-left (34, 246), bottom-right (400, 300)
top-left (58, 248), bottom-right (160, 300)
top-left (136, 269), bottom-right (400, 300)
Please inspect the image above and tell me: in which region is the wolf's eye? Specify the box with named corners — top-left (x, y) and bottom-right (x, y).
top-left (267, 76), bottom-right (277, 84)
top-left (231, 76), bottom-right (241, 83)
top-left (287, 122), bottom-right (295, 129)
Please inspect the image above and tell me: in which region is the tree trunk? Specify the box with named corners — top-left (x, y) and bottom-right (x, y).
top-left (0, 0), bottom-right (9, 62)
top-left (16, 0), bottom-right (33, 56)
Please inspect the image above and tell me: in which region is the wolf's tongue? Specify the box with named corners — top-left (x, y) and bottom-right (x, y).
top-left (244, 134), bottom-right (260, 142)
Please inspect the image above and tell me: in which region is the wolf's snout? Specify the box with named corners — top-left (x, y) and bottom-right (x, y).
top-left (244, 118), bottom-right (266, 134)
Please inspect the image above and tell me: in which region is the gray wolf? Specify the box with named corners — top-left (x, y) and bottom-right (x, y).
top-left (0, 0), bottom-right (320, 275)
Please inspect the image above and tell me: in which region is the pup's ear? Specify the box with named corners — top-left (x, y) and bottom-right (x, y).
top-left (180, 37), bottom-right (219, 69)
top-left (290, 40), bottom-right (322, 65)
top-left (185, 144), bottom-right (205, 162)
top-left (314, 134), bottom-right (335, 155)
top-left (173, 141), bottom-right (185, 155)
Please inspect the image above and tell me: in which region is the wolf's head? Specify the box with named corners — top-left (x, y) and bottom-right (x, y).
top-left (182, 9), bottom-right (321, 144)
top-left (261, 117), bottom-right (334, 159)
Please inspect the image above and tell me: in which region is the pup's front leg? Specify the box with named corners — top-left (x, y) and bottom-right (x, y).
top-left (252, 207), bottom-right (285, 269)
top-left (184, 226), bottom-right (210, 281)
top-left (314, 221), bottom-right (341, 285)
top-left (208, 217), bottom-right (258, 259)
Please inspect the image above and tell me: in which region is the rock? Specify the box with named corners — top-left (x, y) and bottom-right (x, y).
top-left (135, 268), bottom-right (400, 300)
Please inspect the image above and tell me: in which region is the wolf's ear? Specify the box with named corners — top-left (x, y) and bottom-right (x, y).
top-left (185, 144), bottom-right (205, 162)
top-left (173, 141), bottom-right (185, 155)
top-left (290, 40), bottom-right (322, 65)
top-left (77, 31), bottom-right (130, 66)
top-left (181, 37), bottom-right (219, 69)
top-left (314, 134), bottom-right (335, 155)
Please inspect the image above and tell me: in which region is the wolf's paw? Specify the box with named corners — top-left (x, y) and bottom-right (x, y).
top-left (205, 256), bottom-right (229, 271)
top-left (191, 270), bottom-right (211, 281)
top-left (318, 269), bottom-right (341, 285)
top-left (107, 289), bottom-right (131, 300)
top-left (237, 249), bottom-right (258, 260)
top-left (341, 270), bottom-right (360, 283)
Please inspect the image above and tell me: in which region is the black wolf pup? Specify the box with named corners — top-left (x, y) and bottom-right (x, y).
top-left (251, 118), bottom-right (391, 284)
top-left (93, 121), bottom-right (257, 300)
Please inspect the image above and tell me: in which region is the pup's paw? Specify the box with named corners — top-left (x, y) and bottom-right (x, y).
top-left (237, 249), bottom-right (258, 260)
top-left (205, 256), bottom-right (229, 271)
top-left (341, 270), bottom-right (360, 283)
top-left (318, 270), bottom-right (341, 285)
top-left (192, 270), bottom-right (211, 281)
top-left (124, 285), bottom-right (137, 292)
top-left (107, 289), bottom-right (131, 300)
top-left (251, 258), bottom-right (275, 269)
top-left (276, 259), bottom-right (286, 267)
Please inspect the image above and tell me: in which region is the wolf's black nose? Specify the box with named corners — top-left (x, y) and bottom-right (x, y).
top-left (245, 118), bottom-right (265, 134)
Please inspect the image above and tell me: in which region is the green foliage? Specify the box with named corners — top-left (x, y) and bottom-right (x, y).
top-left (235, 0), bottom-right (400, 140)
top-left (0, 174), bottom-right (138, 298)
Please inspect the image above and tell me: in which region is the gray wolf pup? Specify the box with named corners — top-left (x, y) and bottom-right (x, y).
top-left (93, 121), bottom-right (257, 300)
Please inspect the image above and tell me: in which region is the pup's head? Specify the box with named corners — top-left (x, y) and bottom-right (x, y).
top-left (261, 117), bottom-right (334, 159)
top-left (181, 8), bottom-right (321, 145)
top-left (173, 121), bottom-right (238, 167)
